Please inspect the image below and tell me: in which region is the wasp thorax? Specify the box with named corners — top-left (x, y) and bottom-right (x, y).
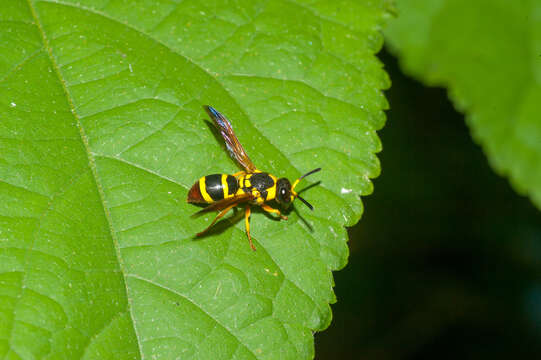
top-left (276, 178), bottom-right (292, 204)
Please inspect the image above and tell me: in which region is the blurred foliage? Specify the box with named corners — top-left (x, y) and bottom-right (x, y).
top-left (315, 50), bottom-right (541, 359)
top-left (385, 0), bottom-right (541, 209)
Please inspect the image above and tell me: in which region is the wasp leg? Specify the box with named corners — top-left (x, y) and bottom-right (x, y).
top-left (261, 204), bottom-right (288, 220)
top-left (232, 171), bottom-right (246, 178)
top-left (196, 204), bottom-right (236, 237)
top-left (245, 204), bottom-right (256, 251)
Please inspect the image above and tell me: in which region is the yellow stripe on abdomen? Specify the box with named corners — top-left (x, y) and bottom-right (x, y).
top-left (199, 177), bottom-right (213, 202)
top-left (221, 174), bottom-right (230, 198)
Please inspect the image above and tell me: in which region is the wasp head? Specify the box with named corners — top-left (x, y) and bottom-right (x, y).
top-left (276, 178), bottom-right (293, 205)
top-left (276, 168), bottom-right (321, 210)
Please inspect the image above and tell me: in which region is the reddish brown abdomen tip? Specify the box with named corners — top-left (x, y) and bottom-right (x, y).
top-left (187, 182), bottom-right (204, 203)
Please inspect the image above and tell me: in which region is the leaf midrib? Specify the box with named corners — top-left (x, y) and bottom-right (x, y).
top-left (26, 0), bottom-right (145, 357)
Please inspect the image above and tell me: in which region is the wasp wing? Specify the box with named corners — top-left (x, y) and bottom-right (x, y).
top-left (192, 193), bottom-right (254, 216)
top-left (204, 105), bottom-right (257, 173)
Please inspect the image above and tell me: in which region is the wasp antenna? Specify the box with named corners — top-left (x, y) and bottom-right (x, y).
top-left (300, 167), bottom-right (321, 180)
top-left (297, 195), bottom-right (314, 211)
top-left (292, 167), bottom-right (321, 193)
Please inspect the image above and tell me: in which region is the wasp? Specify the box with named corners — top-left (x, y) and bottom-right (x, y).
top-left (187, 105), bottom-right (321, 251)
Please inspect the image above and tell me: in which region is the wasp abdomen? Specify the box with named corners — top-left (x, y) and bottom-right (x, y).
top-left (187, 174), bottom-right (239, 203)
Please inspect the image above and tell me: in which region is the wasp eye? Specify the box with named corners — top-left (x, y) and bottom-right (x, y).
top-left (276, 178), bottom-right (292, 204)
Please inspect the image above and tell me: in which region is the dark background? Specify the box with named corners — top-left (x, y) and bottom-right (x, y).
top-left (315, 49), bottom-right (541, 359)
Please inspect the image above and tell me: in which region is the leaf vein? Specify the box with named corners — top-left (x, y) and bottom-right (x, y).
top-left (94, 154), bottom-right (190, 190)
top-left (127, 273), bottom-right (258, 359)
top-left (0, 48), bottom-right (43, 84)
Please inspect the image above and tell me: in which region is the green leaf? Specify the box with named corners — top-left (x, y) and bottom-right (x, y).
top-left (385, 0), bottom-right (541, 209)
top-left (0, 0), bottom-right (390, 358)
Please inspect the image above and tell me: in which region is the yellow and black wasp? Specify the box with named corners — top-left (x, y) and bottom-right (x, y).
top-left (187, 106), bottom-right (320, 251)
